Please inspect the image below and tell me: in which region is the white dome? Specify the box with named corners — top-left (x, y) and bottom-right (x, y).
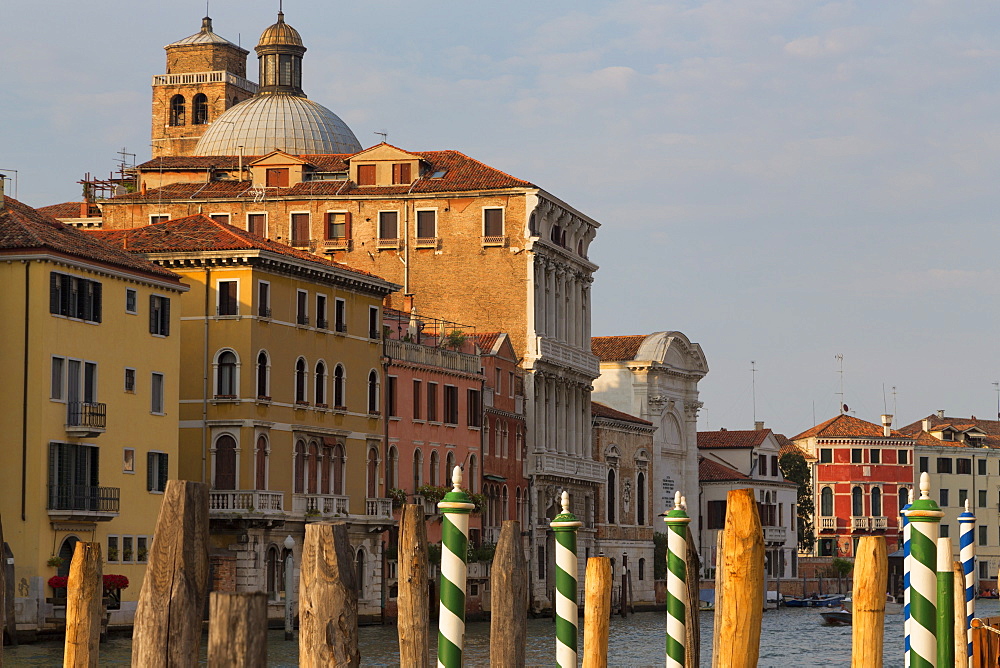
top-left (194, 93), bottom-right (361, 156)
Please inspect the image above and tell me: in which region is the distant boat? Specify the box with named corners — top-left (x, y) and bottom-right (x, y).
top-left (820, 610), bottom-right (852, 626)
top-left (842, 596), bottom-right (903, 615)
top-left (784, 594), bottom-right (846, 608)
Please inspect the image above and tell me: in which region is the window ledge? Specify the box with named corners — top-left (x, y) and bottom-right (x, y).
top-left (295, 402), bottom-right (311, 409)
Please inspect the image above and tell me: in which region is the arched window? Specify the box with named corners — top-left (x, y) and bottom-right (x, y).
top-left (314, 361), bottom-right (326, 406)
top-left (821, 487), bottom-right (834, 516)
top-left (445, 452), bottom-right (456, 483)
top-left (320, 445), bottom-right (332, 494)
top-left (255, 435), bottom-right (268, 490)
top-left (307, 442), bottom-right (319, 494)
top-left (332, 443), bottom-right (345, 495)
top-left (898, 488), bottom-right (909, 514)
top-left (294, 440), bottom-right (306, 494)
top-left (367, 370), bottom-right (379, 413)
top-left (256, 351), bottom-right (269, 398)
top-left (483, 418), bottom-right (490, 456)
top-left (192, 93), bottom-right (208, 125)
top-left (217, 350), bottom-right (237, 396)
top-left (355, 549), bottom-right (366, 597)
top-left (169, 94), bottom-right (186, 126)
top-left (501, 423), bottom-right (509, 458)
top-left (57, 537), bottom-right (80, 578)
top-left (637, 471), bottom-right (646, 525)
top-left (333, 364), bottom-right (345, 408)
top-left (366, 448), bottom-right (378, 498)
top-left (469, 454), bottom-right (479, 493)
top-left (607, 469), bottom-right (617, 523)
top-left (412, 449), bottom-right (423, 490)
top-left (516, 487), bottom-right (522, 525)
top-left (501, 485), bottom-right (509, 521)
top-left (387, 445), bottom-right (397, 490)
top-left (429, 450), bottom-right (439, 486)
top-left (852, 486), bottom-right (863, 516)
top-left (214, 434), bottom-right (237, 490)
top-left (295, 358), bottom-right (307, 403)
top-left (871, 487), bottom-right (882, 517)
top-left (230, 95), bottom-right (238, 108)
top-left (266, 546), bottom-right (280, 600)
top-left (638, 558), bottom-right (646, 581)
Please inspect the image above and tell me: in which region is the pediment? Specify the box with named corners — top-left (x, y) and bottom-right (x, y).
top-left (249, 150), bottom-right (309, 167)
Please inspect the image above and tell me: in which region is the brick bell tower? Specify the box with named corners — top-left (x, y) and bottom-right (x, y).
top-left (151, 17), bottom-right (258, 157)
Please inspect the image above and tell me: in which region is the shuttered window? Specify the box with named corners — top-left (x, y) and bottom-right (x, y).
top-left (416, 210), bottom-right (436, 238)
top-left (291, 213), bottom-right (310, 245)
top-left (151, 373), bottom-right (164, 414)
top-left (147, 452), bottom-right (169, 492)
top-left (149, 295), bottom-right (170, 336)
top-left (357, 165), bottom-right (376, 186)
top-left (217, 281), bottom-right (238, 316)
top-left (391, 163), bottom-right (411, 184)
top-left (247, 213), bottom-right (266, 236)
top-left (50, 272), bottom-right (102, 323)
top-left (707, 500), bottom-right (727, 529)
top-left (378, 211), bottom-right (398, 239)
top-left (483, 208), bottom-right (504, 237)
top-left (326, 212), bottom-right (350, 239)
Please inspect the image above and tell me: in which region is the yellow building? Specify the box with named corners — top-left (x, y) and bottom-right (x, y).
top-left (92, 213), bottom-right (399, 619)
top-left (0, 189), bottom-right (186, 631)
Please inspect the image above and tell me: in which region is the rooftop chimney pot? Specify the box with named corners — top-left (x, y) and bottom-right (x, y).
top-left (754, 421), bottom-right (764, 431)
top-left (937, 410), bottom-right (945, 419)
top-left (881, 414), bottom-right (892, 437)
top-left (922, 418), bottom-right (931, 432)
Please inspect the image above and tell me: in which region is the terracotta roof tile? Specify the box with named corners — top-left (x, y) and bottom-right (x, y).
top-left (36, 201), bottom-right (101, 219)
top-left (474, 332), bottom-right (503, 353)
top-left (776, 434), bottom-right (807, 458)
top-left (791, 414), bottom-right (902, 441)
top-left (699, 457), bottom-right (750, 482)
top-left (87, 214), bottom-right (392, 284)
top-left (899, 414), bottom-right (1000, 448)
top-left (591, 401), bottom-right (652, 426)
top-left (0, 196), bottom-right (179, 280)
top-left (591, 335), bottom-right (646, 362)
top-left (698, 429), bottom-right (773, 449)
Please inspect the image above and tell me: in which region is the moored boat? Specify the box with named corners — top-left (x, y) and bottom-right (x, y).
top-left (820, 610), bottom-right (852, 626)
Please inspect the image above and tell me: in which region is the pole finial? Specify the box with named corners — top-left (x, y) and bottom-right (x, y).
top-left (561, 490), bottom-right (570, 513)
top-left (908, 487), bottom-right (914, 504)
top-left (919, 471), bottom-right (930, 499)
top-left (680, 495), bottom-right (687, 511)
top-left (452, 465), bottom-right (462, 491)
top-left (674, 490), bottom-right (682, 510)
top-left (966, 498), bottom-right (971, 513)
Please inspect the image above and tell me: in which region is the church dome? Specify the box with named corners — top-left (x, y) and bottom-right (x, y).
top-left (193, 93), bottom-right (362, 156)
top-left (257, 12), bottom-right (303, 48)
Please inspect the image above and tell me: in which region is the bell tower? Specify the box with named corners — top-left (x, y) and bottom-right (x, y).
top-left (151, 17), bottom-right (257, 157)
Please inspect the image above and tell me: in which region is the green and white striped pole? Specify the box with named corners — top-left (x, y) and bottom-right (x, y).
top-left (550, 490), bottom-right (582, 668)
top-left (908, 471), bottom-right (944, 668)
top-left (937, 536), bottom-right (955, 668)
top-left (437, 466), bottom-right (475, 668)
top-left (663, 490), bottom-right (690, 668)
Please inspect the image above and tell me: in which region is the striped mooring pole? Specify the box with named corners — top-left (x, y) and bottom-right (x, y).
top-left (908, 471), bottom-right (944, 668)
top-left (958, 498), bottom-right (976, 667)
top-left (903, 487), bottom-right (913, 668)
top-left (550, 490), bottom-right (582, 668)
top-left (937, 536), bottom-right (955, 668)
top-left (437, 466), bottom-right (475, 668)
top-left (663, 490), bottom-right (690, 668)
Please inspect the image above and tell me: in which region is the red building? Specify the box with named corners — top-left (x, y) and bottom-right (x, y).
top-left (791, 414), bottom-right (914, 557)
top-left (476, 333), bottom-right (528, 546)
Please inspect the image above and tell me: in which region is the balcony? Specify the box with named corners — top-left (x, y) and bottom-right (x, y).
top-left (209, 490), bottom-right (284, 517)
top-left (65, 402), bottom-right (106, 437)
top-left (47, 485), bottom-right (119, 520)
top-left (819, 516), bottom-right (837, 531)
top-left (316, 318), bottom-right (328, 330)
top-left (293, 493), bottom-right (350, 518)
top-left (414, 237), bottom-right (440, 249)
top-left (413, 494), bottom-right (440, 518)
top-left (365, 498), bottom-right (393, 519)
top-left (384, 339), bottom-right (482, 375)
top-left (482, 235), bottom-right (508, 247)
top-left (871, 516), bottom-right (888, 531)
top-left (377, 238), bottom-right (400, 250)
top-left (851, 516), bottom-right (869, 532)
top-left (296, 314), bottom-right (310, 326)
top-left (152, 70), bottom-right (258, 94)
top-left (258, 306), bottom-right (272, 319)
top-left (763, 526), bottom-right (787, 544)
top-left (533, 453), bottom-right (606, 483)
top-left (323, 238), bottom-right (352, 252)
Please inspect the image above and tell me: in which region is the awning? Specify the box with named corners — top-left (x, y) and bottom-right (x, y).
top-left (483, 474), bottom-right (507, 482)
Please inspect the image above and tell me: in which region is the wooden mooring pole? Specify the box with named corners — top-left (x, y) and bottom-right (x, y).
top-left (711, 529), bottom-right (726, 668)
top-left (490, 520), bottom-right (526, 668)
top-left (850, 536), bottom-right (886, 668)
top-left (64, 541), bottom-right (102, 668)
top-left (0, 511), bottom-right (4, 667)
top-left (298, 522), bottom-right (359, 668)
top-left (582, 557), bottom-right (612, 668)
top-left (207, 592), bottom-right (267, 668)
top-left (131, 480), bottom-right (209, 668)
top-left (953, 562), bottom-right (965, 668)
top-left (398, 504), bottom-right (430, 668)
top-left (685, 527), bottom-right (701, 668)
top-left (714, 488), bottom-right (764, 668)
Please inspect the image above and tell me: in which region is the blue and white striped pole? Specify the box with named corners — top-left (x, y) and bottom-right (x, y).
top-left (903, 487), bottom-right (913, 668)
top-left (958, 498), bottom-right (976, 668)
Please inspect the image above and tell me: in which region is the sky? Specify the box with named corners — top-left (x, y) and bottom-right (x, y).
top-left (3, 1), bottom-right (1000, 437)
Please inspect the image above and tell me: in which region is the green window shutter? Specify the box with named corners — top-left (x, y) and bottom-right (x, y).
top-left (49, 273), bottom-right (59, 314)
top-left (158, 454), bottom-right (168, 491)
top-left (149, 296), bottom-right (157, 334)
top-left (92, 282), bottom-right (102, 323)
top-left (147, 452), bottom-right (155, 491)
top-left (162, 298), bottom-right (170, 336)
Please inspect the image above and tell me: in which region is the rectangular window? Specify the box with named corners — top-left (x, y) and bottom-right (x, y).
top-left (937, 458), bottom-right (953, 474)
top-left (412, 380), bottom-right (422, 419)
top-left (538, 546), bottom-right (546, 581)
top-left (265, 168), bottom-right (289, 187)
top-left (940, 488), bottom-right (949, 507)
top-left (257, 281), bottom-right (271, 318)
top-left (151, 373), bottom-right (164, 414)
top-left (959, 489), bottom-right (969, 507)
top-left (483, 208), bottom-right (504, 237)
top-left (123, 448), bottom-right (135, 473)
top-left (899, 450), bottom-right (909, 465)
top-left (357, 164), bottom-right (376, 185)
top-left (378, 211), bottom-right (398, 240)
top-left (335, 298), bottom-right (346, 332)
top-left (316, 294), bottom-right (328, 329)
top-left (509, 371), bottom-right (515, 397)
top-left (149, 214), bottom-right (169, 225)
top-left (957, 458), bottom-right (972, 474)
top-left (870, 449), bottom-right (880, 464)
top-left (771, 455), bottom-right (778, 476)
top-left (387, 376), bottom-right (398, 417)
top-left (51, 356), bottom-right (65, 400)
top-left (819, 448), bottom-right (832, 464)
top-left (391, 163), bottom-right (412, 184)
top-left (940, 523), bottom-right (950, 538)
top-left (291, 213), bottom-right (310, 246)
top-left (137, 536), bottom-right (149, 563)
top-left (49, 272), bottom-right (103, 323)
top-left (107, 536), bottom-right (119, 563)
top-left (467, 389), bottom-right (482, 427)
top-left (981, 561), bottom-right (990, 580)
top-left (851, 449), bottom-right (863, 463)
top-left (297, 290), bottom-right (309, 325)
top-left (125, 288), bottom-right (137, 314)
top-left (427, 382), bottom-right (438, 422)
top-left (123, 536), bottom-right (134, 563)
top-left (48, 442), bottom-right (99, 509)
top-left (149, 295), bottom-right (170, 335)
top-left (416, 210), bottom-right (436, 238)
top-left (443, 385), bottom-right (459, 425)
top-left (759, 454), bottom-right (767, 476)
top-left (147, 451), bottom-right (168, 492)
top-left (124, 368), bottom-right (136, 393)
top-left (707, 500), bottom-right (727, 529)
top-left (919, 456), bottom-right (928, 472)
top-left (247, 213), bottom-right (266, 236)
top-left (83, 362), bottom-right (97, 403)
top-left (369, 306), bottom-right (380, 339)
top-left (217, 280), bottom-right (238, 316)
top-left (326, 211), bottom-right (350, 240)
top-left (979, 459), bottom-right (988, 476)
top-left (495, 368), bottom-right (502, 394)
top-left (980, 489), bottom-right (988, 508)
top-left (210, 213), bottom-right (230, 224)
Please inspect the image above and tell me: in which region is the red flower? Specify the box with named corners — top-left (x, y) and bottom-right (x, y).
top-left (48, 575), bottom-right (68, 589)
top-left (103, 574), bottom-right (129, 590)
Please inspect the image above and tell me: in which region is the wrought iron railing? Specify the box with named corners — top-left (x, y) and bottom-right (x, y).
top-left (66, 402), bottom-right (106, 429)
top-left (47, 485), bottom-right (119, 513)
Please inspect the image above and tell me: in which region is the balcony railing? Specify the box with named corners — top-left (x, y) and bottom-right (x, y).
top-left (763, 526), bottom-right (787, 543)
top-left (871, 516), bottom-right (888, 530)
top-left (819, 516), bottom-right (837, 531)
top-left (293, 493), bottom-right (350, 517)
top-left (297, 314), bottom-right (310, 326)
top-left (209, 490), bottom-right (284, 515)
top-left (851, 516), bottom-right (869, 532)
top-left (482, 235), bottom-right (508, 247)
top-left (366, 498), bottom-right (393, 519)
top-left (66, 402), bottom-right (106, 435)
top-left (258, 306), bottom-right (272, 318)
top-left (376, 238), bottom-right (400, 250)
top-left (316, 318), bottom-right (328, 330)
top-left (323, 238), bottom-right (351, 251)
top-left (152, 70), bottom-right (258, 94)
top-left (48, 485), bottom-right (119, 515)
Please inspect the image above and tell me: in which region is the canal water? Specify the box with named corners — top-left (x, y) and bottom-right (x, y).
top-left (4, 600), bottom-right (994, 666)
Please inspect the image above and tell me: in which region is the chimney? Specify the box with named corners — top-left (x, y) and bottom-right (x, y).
top-left (936, 410), bottom-right (945, 419)
top-left (0, 173), bottom-right (6, 211)
top-left (922, 418), bottom-right (931, 432)
top-left (754, 421), bottom-right (765, 431)
top-left (881, 414), bottom-right (892, 437)
top-left (79, 200), bottom-right (89, 218)
top-left (403, 293), bottom-right (415, 314)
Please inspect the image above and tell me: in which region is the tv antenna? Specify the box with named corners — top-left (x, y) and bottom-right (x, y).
top-left (994, 381), bottom-right (999, 419)
top-left (374, 129), bottom-right (388, 143)
top-left (835, 354), bottom-right (845, 414)
top-left (751, 360), bottom-right (757, 424)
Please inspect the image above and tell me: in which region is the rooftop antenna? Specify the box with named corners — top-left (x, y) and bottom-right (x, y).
top-left (882, 383), bottom-right (887, 413)
top-left (375, 130), bottom-right (388, 143)
top-left (892, 386), bottom-right (897, 420)
top-left (994, 381), bottom-right (999, 419)
top-left (751, 360), bottom-right (757, 424)
top-left (0, 169), bottom-right (18, 199)
top-left (206, 0), bottom-right (209, 16)
top-left (835, 354), bottom-right (845, 414)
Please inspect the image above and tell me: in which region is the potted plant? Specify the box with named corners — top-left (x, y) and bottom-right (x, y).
top-left (107, 546), bottom-right (119, 562)
top-left (103, 574), bottom-right (129, 611)
top-left (47, 556), bottom-right (64, 568)
top-left (47, 575), bottom-right (68, 605)
top-left (387, 488), bottom-right (407, 509)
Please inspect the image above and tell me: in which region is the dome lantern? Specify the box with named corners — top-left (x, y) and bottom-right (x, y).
top-left (255, 12), bottom-right (307, 96)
